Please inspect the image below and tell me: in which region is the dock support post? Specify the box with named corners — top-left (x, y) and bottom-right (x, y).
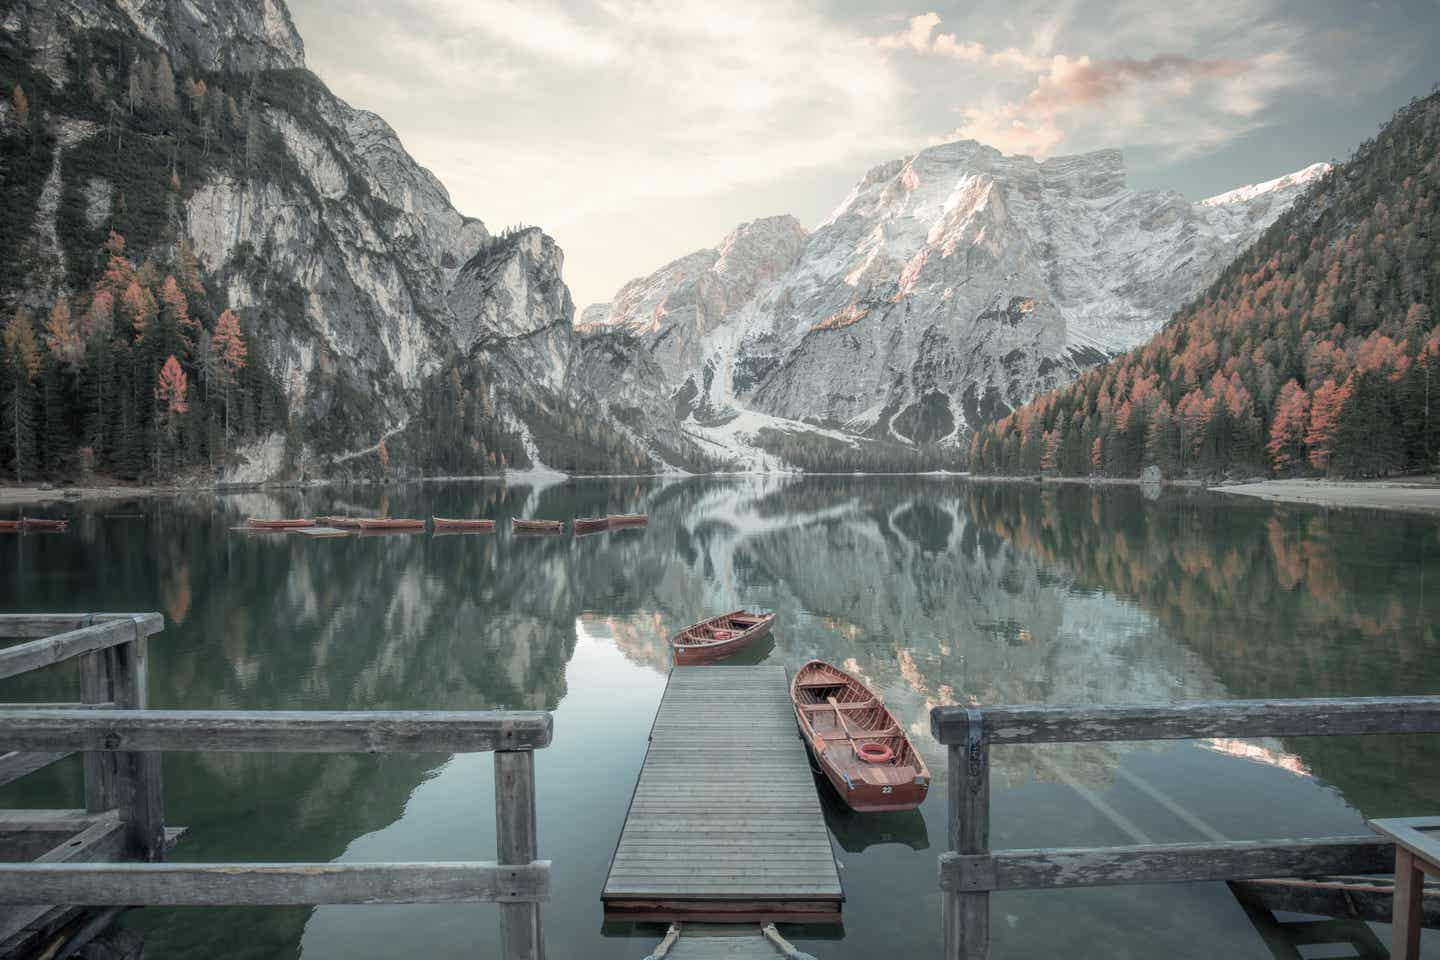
top-left (495, 750), bottom-right (542, 960)
top-left (78, 641), bottom-right (116, 814)
top-left (112, 623), bottom-right (165, 861)
top-left (943, 708), bottom-right (990, 960)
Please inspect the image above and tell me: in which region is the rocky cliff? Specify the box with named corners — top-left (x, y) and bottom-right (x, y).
top-left (580, 142), bottom-right (1327, 468)
top-left (0, 0), bottom-right (656, 481)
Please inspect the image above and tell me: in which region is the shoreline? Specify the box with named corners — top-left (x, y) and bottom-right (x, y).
top-left (1208, 477), bottom-right (1440, 515)
top-left (8, 473), bottom-right (1440, 517)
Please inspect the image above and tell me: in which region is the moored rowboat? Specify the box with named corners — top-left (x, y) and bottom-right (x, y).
top-left (790, 659), bottom-right (930, 813)
top-left (606, 513), bottom-right (648, 527)
top-left (20, 518), bottom-right (69, 531)
top-left (573, 517), bottom-right (609, 534)
top-left (432, 517), bottom-right (496, 531)
top-left (247, 518), bottom-right (314, 530)
top-left (669, 610), bottom-right (775, 665)
top-left (356, 518), bottom-right (425, 531)
top-left (512, 518), bottom-right (564, 534)
top-left (315, 516), bottom-right (366, 529)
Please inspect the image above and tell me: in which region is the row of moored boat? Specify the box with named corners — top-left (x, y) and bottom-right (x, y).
top-left (667, 609), bottom-right (931, 813)
top-left (245, 514), bottom-right (647, 535)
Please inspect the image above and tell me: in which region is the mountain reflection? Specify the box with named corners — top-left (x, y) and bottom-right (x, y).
top-left (1, 475), bottom-right (1435, 959)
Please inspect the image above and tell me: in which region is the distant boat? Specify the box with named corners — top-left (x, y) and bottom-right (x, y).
top-left (790, 659), bottom-right (930, 813)
top-left (670, 610), bottom-right (776, 665)
top-left (432, 517), bottom-right (496, 532)
top-left (356, 518), bottom-right (425, 531)
top-left (573, 517), bottom-right (609, 534)
top-left (606, 513), bottom-right (648, 527)
top-left (315, 516), bottom-right (366, 529)
top-left (512, 518), bottom-right (565, 534)
top-left (21, 517), bottom-right (68, 531)
top-left (0, 520), bottom-right (20, 532)
top-left (246, 518), bottom-right (314, 530)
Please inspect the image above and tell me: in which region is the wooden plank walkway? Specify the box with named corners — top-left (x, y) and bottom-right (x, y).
top-left (603, 666), bottom-right (843, 923)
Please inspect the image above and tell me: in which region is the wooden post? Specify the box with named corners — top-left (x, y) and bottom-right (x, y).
top-left (111, 623), bottom-right (165, 862)
top-left (77, 645), bottom-right (116, 814)
top-left (495, 750), bottom-right (541, 960)
top-left (1392, 848), bottom-right (1424, 960)
top-left (944, 708), bottom-right (990, 960)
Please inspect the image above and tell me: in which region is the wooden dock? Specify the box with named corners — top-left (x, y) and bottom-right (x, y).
top-left (603, 666), bottom-right (843, 923)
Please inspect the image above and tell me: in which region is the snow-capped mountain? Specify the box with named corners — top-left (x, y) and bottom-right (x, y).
top-left (580, 141), bottom-right (1327, 463)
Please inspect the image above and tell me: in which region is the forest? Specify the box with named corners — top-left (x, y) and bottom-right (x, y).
top-left (968, 90), bottom-right (1440, 480)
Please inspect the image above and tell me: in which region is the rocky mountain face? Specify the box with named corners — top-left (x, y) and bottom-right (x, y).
top-left (580, 142), bottom-right (1326, 467)
top-left (1, 0), bottom-right (632, 481)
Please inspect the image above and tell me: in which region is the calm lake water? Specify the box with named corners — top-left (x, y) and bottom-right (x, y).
top-left (2, 476), bottom-right (1438, 959)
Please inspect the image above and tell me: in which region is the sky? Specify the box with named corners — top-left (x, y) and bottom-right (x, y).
top-left (286, 0), bottom-right (1440, 311)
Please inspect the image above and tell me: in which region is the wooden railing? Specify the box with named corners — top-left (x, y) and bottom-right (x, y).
top-left (0, 614), bottom-right (553, 960)
top-left (929, 696), bottom-right (1440, 959)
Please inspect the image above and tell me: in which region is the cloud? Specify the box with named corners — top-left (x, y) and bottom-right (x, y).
top-left (876, 12), bottom-right (1048, 70)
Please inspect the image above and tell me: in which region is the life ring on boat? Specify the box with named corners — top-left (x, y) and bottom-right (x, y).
top-left (857, 742), bottom-right (894, 763)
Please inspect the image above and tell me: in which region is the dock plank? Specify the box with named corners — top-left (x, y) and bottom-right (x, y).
top-left (603, 666), bottom-right (842, 921)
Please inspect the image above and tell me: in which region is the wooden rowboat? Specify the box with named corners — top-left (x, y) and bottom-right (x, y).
top-left (606, 513), bottom-right (648, 527)
top-left (670, 610), bottom-right (775, 666)
top-left (316, 516), bottom-right (366, 529)
top-left (512, 518), bottom-right (564, 534)
top-left (790, 659), bottom-right (930, 813)
top-left (432, 517), bottom-right (496, 531)
top-left (357, 518), bottom-right (425, 531)
top-left (247, 518), bottom-right (314, 530)
top-left (573, 517), bottom-right (609, 534)
top-left (20, 518), bottom-right (69, 531)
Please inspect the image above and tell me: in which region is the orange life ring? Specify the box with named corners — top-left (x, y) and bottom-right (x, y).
top-left (857, 742), bottom-right (894, 763)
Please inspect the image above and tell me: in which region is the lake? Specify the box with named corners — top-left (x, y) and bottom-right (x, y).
top-left (2, 476), bottom-right (1438, 958)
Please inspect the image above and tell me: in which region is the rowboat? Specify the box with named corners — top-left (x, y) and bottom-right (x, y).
top-left (0, 521), bottom-right (20, 532)
top-left (246, 518), bottom-right (314, 530)
top-left (512, 518), bottom-right (564, 534)
top-left (357, 518), bottom-right (425, 531)
top-left (315, 516), bottom-right (366, 529)
top-left (573, 517), bottom-right (609, 534)
top-left (607, 513), bottom-right (648, 527)
top-left (20, 518), bottom-right (69, 531)
top-left (669, 610), bottom-right (776, 666)
top-left (790, 659), bottom-right (930, 812)
top-left (432, 517), bottom-right (496, 531)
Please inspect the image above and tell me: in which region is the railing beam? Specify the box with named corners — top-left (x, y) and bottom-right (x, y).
top-left (939, 837), bottom-right (1396, 891)
top-left (0, 861), bottom-right (550, 905)
top-left (931, 696), bottom-right (1440, 745)
top-left (0, 709), bottom-right (554, 753)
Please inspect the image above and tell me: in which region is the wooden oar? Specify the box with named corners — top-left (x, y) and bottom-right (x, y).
top-left (828, 696), bottom-right (860, 755)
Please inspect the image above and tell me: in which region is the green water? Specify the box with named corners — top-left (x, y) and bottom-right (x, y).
top-left (1, 476), bottom-right (1438, 959)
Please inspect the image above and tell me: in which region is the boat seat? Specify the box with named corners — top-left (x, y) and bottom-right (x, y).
top-left (799, 700), bottom-right (877, 711)
top-left (794, 680), bottom-right (849, 689)
top-left (816, 727), bottom-right (899, 741)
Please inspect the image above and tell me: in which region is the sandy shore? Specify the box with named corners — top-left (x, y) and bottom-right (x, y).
top-left (1211, 477), bottom-right (1440, 515)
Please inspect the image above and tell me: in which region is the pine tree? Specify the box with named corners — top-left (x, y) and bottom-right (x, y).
top-left (11, 84), bottom-right (28, 128)
top-left (210, 309), bottom-right (247, 457)
top-left (153, 53), bottom-right (177, 112)
top-left (2, 310), bottom-right (40, 483)
top-left (1267, 379), bottom-right (1310, 475)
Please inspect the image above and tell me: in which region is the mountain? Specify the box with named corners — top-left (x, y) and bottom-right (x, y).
top-left (967, 90), bottom-right (1440, 480)
top-left (0, 0), bottom-right (675, 485)
top-left (577, 141), bottom-right (1325, 469)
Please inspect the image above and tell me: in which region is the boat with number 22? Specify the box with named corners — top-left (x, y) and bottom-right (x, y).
top-left (790, 659), bottom-right (930, 812)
